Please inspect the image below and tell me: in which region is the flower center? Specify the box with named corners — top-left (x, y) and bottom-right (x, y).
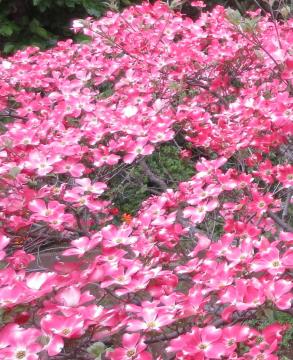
top-left (16, 350), bottom-right (26, 359)
top-left (198, 343), bottom-right (208, 350)
top-left (117, 275), bottom-right (126, 283)
top-left (258, 201), bottom-right (265, 208)
top-left (127, 349), bottom-right (136, 357)
top-left (256, 336), bottom-right (263, 344)
top-left (146, 321), bottom-right (157, 329)
top-left (272, 260), bottom-right (280, 267)
top-left (62, 328), bottom-right (71, 336)
top-left (227, 339), bottom-right (235, 346)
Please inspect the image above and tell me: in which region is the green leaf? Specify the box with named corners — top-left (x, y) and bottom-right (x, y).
top-left (65, 0), bottom-right (79, 8)
top-left (74, 33), bottom-right (91, 44)
top-left (263, 308), bottom-right (275, 321)
top-left (9, 167), bottom-right (21, 178)
top-left (87, 342), bottom-right (107, 359)
top-left (83, 0), bottom-right (102, 16)
top-left (0, 261), bottom-right (7, 270)
top-left (3, 43), bottom-right (15, 54)
top-left (32, 0), bottom-right (49, 11)
top-left (29, 19), bottom-right (50, 39)
top-left (240, 18), bottom-right (260, 33)
top-left (226, 8), bottom-right (242, 26)
top-left (0, 23), bottom-right (14, 36)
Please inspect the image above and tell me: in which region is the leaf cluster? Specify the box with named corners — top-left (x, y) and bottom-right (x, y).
top-left (0, 0), bottom-right (138, 54)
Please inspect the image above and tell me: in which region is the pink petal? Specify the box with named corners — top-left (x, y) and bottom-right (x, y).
top-left (122, 333), bottom-right (140, 349)
top-left (28, 199), bottom-right (45, 213)
top-left (201, 326), bottom-right (222, 343)
top-left (127, 320), bottom-right (146, 332)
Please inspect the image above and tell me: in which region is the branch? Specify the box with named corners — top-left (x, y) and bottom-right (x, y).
top-left (145, 311), bottom-right (256, 344)
top-left (0, 109), bottom-right (28, 122)
top-left (185, 79), bottom-right (229, 109)
top-left (268, 210), bottom-right (293, 233)
top-left (282, 187), bottom-right (292, 221)
top-left (281, 308), bottom-right (293, 316)
top-left (145, 328), bottom-right (188, 344)
top-left (139, 159), bottom-right (168, 191)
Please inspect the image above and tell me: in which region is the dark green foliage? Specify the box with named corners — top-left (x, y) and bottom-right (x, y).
top-left (0, 0), bottom-right (139, 54)
top-left (246, 309), bottom-right (293, 358)
top-left (105, 144), bottom-right (195, 215)
top-left (1, 0), bottom-right (293, 54)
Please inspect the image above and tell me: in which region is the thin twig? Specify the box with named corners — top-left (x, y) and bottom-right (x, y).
top-left (282, 187), bottom-right (292, 220)
top-left (268, 210), bottom-right (293, 232)
top-left (185, 79), bottom-right (229, 109)
top-left (145, 311), bottom-right (256, 344)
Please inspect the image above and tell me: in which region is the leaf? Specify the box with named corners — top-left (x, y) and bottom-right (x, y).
top-left (65, 0), bottom-right (79, 8)
top-left (3, 43), bottom-right (15, 54)
top-left (83, 0), bottom-right (102, 16)
top-left (263, 308), bottom-right (275, 321)
top-left (87, 342), bottom-right (106, 358)
top-left (9, 167), bottom-right (21, 178)
top-left (226, 8), bottom-right (242, 26)
top-left (0, 23), bottom-right (14, 36)
top-left (74, 34), bottom-right (91, 44)
top-left (29, 19), bottom-right (50, 39)
top-left (280, 6), bottom-right (291, 19)
top-left (0, 261), bottom-right (7, 270)
top-left (240, 18), bottom-right (260, 33)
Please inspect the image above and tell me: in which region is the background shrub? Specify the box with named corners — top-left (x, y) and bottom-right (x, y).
top-left (1, 0), bottom-right (292, 54)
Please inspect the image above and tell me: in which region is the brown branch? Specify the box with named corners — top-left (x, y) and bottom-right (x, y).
top-left (145, 328), bottom-right (188, 344)
top-left (0, 109), bottom-right (28, 122)
top-left (282, 187), bottom-right (292, 221)
top-left (139, 159), bottom-right (168, 191)
top-left (268, 210), bottom-right (293, 233)
top-left (185, 79), bottom-right (229, 109)
top-left (145, 311), bottom-right (256, 344)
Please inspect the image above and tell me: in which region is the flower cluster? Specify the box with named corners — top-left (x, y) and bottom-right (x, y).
top-left (0, 1), bottom-right (292, 359)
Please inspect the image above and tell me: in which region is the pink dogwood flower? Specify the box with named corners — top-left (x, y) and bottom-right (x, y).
top-left (0, 325), bottom-right (42, 360)
top-left (108, 333), bottom-right (152, 360)
top-left (167, 326), bottom-right (226, 359)
top-left (41, 314), bottom-right (85, 339)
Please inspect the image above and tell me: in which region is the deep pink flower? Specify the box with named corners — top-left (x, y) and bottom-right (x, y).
top-left (167, 326), bottom-right (226, 358)
top-left (127, 304), bottom-right (174, 332)
top-left (0, 325), bottom-right (42, 360)
top-left (41, 314), bottom-right (85, 339)
top-left (108, 333), bottom-right (152, 360)
top-left (0, 234), bottom-right (10, 260)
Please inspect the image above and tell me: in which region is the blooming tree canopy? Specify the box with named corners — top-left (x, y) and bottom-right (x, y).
top-left (0, 1), bottom-right (292, 359)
